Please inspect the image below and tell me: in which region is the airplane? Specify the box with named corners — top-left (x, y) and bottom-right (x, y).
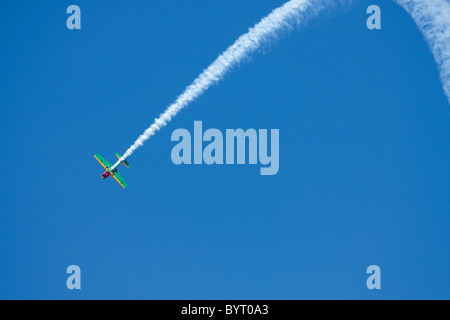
top-left (94, 153), bottom-right (130, 188)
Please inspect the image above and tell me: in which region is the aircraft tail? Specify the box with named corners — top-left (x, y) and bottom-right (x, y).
top-left (116, 153), bottom-right (130, 168)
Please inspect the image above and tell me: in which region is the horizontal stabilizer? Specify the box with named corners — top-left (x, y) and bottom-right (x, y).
top-left (116, 153), bottom-right (130, 168)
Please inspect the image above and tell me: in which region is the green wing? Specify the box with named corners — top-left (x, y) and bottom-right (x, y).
top-left (112, 171), bottom-right (128, 189)
top-left (94, 154), bottom-right (112, 170)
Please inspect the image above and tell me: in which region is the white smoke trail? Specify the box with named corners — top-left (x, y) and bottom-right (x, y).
top-left (111, 0), bottom-right (350, 170)
top-left (395, 0), bottom-right (450, 103)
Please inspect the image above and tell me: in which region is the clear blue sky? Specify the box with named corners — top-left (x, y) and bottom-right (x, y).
top-left (1, 0), bottom-right (449, 299)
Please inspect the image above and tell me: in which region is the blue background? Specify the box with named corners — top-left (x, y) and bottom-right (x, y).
top-left (1, 0), bottom-right (449, 299)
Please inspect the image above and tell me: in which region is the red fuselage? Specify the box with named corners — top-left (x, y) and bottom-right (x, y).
top-left (101, 171), bottom-right (111, 179)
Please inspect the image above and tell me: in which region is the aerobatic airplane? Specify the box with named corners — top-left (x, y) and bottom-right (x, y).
top-left (94, 153), bottom-right (129, 188)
